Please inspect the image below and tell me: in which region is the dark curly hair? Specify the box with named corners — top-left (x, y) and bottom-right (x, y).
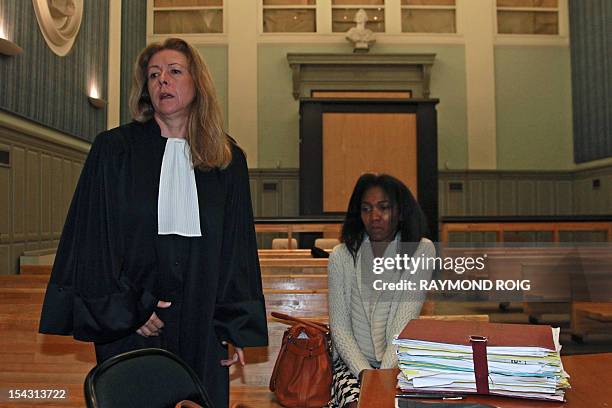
top-left (341, 173), bottom-right (429, 263)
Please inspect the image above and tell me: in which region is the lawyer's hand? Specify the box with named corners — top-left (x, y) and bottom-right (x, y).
top-left (136, 300), bottom-right (171, 337)
top-left (220, 341), bottom-right (245, 367)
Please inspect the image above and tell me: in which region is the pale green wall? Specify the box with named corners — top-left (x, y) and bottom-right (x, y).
top-left (196, 45), bottom-right (228, 124)
top-left (257, 44), bottom-right (468, 169)
top-left (258, 44), bottom-right (345, 168)
top-left (205, 44), bottom-right (572, 171)
top-left (376, 44), bottom-right (468, 171)
top-left (495, 46), bottom-right (574, 170)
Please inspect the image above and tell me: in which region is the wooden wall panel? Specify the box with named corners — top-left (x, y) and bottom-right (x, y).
top-left (0, 245), bottom-right (9, 276)
top-left (604, 175), bottom-right (612, 214)
top-left (26, 150), bottom-right (41, 240)
top-left (281, 179), bottom-right (299, 216)
top-left (249, 179), bottom-right (259, 217)
top-left (51, 157), bottom-right (64, 237)
top-left (482, 180), bottom-right (498, 216)
top-left (41, 154), bottom-right (52, 239)
top-left (0, 158), bottom-right (9, 242)
top-left (261, 181), bottom-right (281, 217)
top-left (322, 112), bottom-right (417, 212)
top-left (573, 179), bottom-right (590, 214)
top-left (536, 180), bottom-right (555, 215)
top-left (10, 243), bottom-right (25, 275)
top-left (0, 125), bottom-right (87, 274)
top-left (72, 162), bottom-right (82, 194)
top-left (556, 181), bottom-right (573, 215)
top-left (25, 241), bottom-right (40, 251)
top-left (438, 180), bottom-right (447, 217)
top-left (248, 169), bottom-right (299, 217)
top-left (469, 180), bottom-right (483, 215)
top-left (42, 240), bottom-right (56, 250)
top-left (62, 159), bottom-right (73, 221)
top-left (249, 167), bottom-right (612, 224)
top-left (12, 147), bottom-right (25, 241)
top-left (591, 182), bottom-right (608, 214)
top-left (517, 180), bottom-right (536, 215)
top-left (499, 180), bottom-right (517, 215)
top-left (443, 180), bottom-right (467, 216)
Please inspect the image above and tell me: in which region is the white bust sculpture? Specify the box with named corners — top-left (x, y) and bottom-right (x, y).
top-left (346, 9), bottom-right (375, 52)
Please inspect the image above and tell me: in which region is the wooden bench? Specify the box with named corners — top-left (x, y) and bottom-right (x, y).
top-left (262, 274), bottom-right (327, 293)
top-left (255, 220), bottom-right (342, 251)
top-left (259, 258), bottom-right (328, 276)
top-left (436, 246), bottom-right (612, 324)
top-left (19, 259), bottom-right (330, 276)
top-left (571, 302), bottom-right (612, 342)
top-left (258, 249), bottom-right (315, 259)
top-left (18, 264), bottom-right (53, 275)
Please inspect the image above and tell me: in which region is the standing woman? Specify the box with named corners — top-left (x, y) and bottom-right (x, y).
top-left (39, 38), bottom-right (268, 407)
top-left (327, 174), bottom-right (434, 408)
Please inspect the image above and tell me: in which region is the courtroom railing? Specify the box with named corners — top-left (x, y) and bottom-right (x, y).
top-left (440, 215), bottom-right (612, 243)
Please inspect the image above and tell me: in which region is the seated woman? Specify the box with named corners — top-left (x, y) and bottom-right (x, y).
top-left (328, 173), bottom-right (434, 408)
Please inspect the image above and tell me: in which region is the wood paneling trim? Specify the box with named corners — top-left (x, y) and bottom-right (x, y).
top-left (26, 150), bottom-right (41, 240)
top-left (41, 154), bottom-right (52, 240)
top-left (249, 169), bottom-right (299, 218)
top-left (312, 91), bottom-right (412, 98)
top-left (0, 125), bottom-right (87, 275)
top-left (250, 165), bottom-right (612, 226)
top-left (12, 146), bottom-right (25, 242)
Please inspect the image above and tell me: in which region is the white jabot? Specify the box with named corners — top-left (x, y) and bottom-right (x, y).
top-left (158, 138), bottom-right (202, 237)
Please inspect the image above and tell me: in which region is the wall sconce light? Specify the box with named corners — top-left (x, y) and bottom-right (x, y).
top-left (88, 85), bottom-right (107, 109)
top-left (0, 26), bottom-right (22, 56)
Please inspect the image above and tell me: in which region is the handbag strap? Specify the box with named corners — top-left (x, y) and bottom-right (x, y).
top-left (174, 400), bottom-right (203, 408)
top-left (271, 312), bottom-right (329, 333)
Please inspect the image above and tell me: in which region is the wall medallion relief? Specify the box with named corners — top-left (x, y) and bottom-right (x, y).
top-left (32, 0), bottom-right (83, 56)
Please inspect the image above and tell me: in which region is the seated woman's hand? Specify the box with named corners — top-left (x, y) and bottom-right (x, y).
top-left (220, 341), bottom-right (245, 367)
top-left (136, 300), bottom-right (172, 337)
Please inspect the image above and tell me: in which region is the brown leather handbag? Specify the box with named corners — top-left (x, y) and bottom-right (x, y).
top-left (174, 400), bottom-right (202, 408)
top-left (269, 312), bottom-right (333, 408)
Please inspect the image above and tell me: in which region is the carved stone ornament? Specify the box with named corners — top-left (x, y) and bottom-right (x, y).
top-left (32, 0), bottom-right (83, 57)
top-left (345, 9), bottom-right (375, 53)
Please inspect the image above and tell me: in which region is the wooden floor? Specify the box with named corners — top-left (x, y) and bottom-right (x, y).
top-left (0, 274), bottom-right (94, 408)
top-left (0, 261), bottom-right (330, 408)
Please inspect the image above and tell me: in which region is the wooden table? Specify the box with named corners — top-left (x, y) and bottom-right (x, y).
top-left (359, 353), bottom-right (612, 408)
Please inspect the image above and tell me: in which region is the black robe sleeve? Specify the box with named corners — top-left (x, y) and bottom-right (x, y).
top-left (213, 145), bottom-right (268, 348)
top-left (39, 132), bottom-right (158, 343)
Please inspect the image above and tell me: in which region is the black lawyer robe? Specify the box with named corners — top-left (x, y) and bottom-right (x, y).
top-left (39, 119), bottom-right (268, 399)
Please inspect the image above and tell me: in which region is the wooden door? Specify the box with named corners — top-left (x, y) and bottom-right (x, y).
top-left (322, 112), bottom-right (417, 212)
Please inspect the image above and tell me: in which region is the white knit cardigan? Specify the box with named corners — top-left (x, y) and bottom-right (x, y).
top-left (327, 237), bottom-right (435, 377)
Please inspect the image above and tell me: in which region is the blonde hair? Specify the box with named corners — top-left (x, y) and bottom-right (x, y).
top-left (129, 38), bottom-right (231, 170)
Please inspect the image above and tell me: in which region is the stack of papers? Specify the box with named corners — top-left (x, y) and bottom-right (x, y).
top-left (392, 321), bottom-right (570, 402)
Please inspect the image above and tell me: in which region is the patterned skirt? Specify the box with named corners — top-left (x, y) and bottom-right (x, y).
top-left (328, 357), bottom-right (360, 407)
